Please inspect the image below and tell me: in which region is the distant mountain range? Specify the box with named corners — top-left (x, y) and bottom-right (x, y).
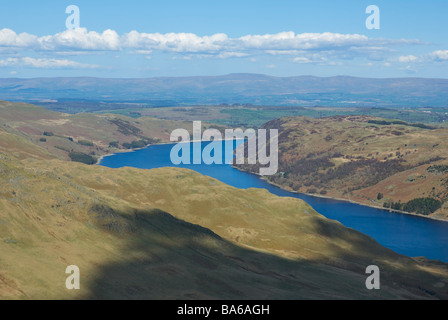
top-left (1, 74), bottom-right (448, 108)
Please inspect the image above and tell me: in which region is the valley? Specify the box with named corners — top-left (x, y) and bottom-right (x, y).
top-left (2, 149), bottom-right (448, 299)
top-left (1, 100), bottom-right (448, 300)
top-left (2, 0), bottom-right (448, 305)
top-left (235, 116), bottom-right (448, 220)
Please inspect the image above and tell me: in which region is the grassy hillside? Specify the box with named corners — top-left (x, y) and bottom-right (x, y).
top-left (1, 101), bottom-right (448, 300)
top-left (103, 105), bottom-right (448, 129)
top-left (0, 100), bottom-right (225, 163)
top-left (236, 115), bottom-right (448, 220)
top-left (0, 152), bottom-right (447, 299)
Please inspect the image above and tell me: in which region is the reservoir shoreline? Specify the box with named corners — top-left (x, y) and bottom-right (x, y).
top-left (231, 165), bottom-right (448, 223)
top-left (98, 142), bottom-right (448, 223)
top-left (98, 140), bottom-right (448, 262)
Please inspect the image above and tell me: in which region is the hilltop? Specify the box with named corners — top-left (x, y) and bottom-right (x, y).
top-left (0, 100), bottom-right (224, 163)
top-left (237, 115), bottom-right (448, 220)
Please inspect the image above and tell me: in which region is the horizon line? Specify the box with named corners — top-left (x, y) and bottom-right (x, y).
top-left (1, 73), bottom-right (448, 81)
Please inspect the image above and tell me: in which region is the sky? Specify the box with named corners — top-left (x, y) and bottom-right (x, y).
top-left (0, 0), bottom-right (447, 78)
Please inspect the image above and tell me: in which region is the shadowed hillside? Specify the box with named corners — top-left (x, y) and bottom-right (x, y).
top-left (1, 152), bottom-right (448, 299)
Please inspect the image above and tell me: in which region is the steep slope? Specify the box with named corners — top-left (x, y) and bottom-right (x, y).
top-left (236, 116), bottom-right (448, 220)
top-left (0, 125), bottom-right (54, 160)
top-left (1, 153), bottom-right (447, 299)
top-left (1, 102), bottom-right (448, 300)
top-left (0, 100), bottom-right (224, 162)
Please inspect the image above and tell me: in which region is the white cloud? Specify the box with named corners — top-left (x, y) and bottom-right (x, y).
top-left (180, 51), bottom-right (249, 60)
top-left (216, 52), bottom-right (249, 59)
top-left (38, 28), bottom-right (121, 51)
top-left (0, 28), bottom-right (38, 48)
top-left (265, 50), bottom-right (302, 55)
top-left (0, 58), bottom-right (20, 66)
top-left (0, 28), bottom-right (431, 68)
top-left (0, 57), bottom-right (98, 69)
top-left (398, 55), bottom-right (418, 63)
top-left (293, 57), bottom-right (313, 64)
top-left (394, 50), bottom-right (448, 64)
top-left (134, 50), bottom-right (153, 55)
top-left (292, 53), bottom-right (339, 65)
top-left (53, 51), bottom-right (106, 56)
top-left (0, 28), bottom-right (422, 57)
top-left (239, 32), bottom-right (370, 50)
top-left (400, 65), bottom-right (417, 74)
top-left (123, 31), bottom-right (228, 53)
top-left (429, 50), bottom-right (448, 61)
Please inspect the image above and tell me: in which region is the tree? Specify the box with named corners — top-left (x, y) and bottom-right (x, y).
top-left (78, 140), bottom-right (94, 147)
top-left (109, 141), bottom-right (119, 148)
top-left (68, 152), bottom-right (96, 165)
top-left (131, 140), bottom-right (147, 149)
top-left (403, 198), bottom-right (442, 215)
top-left (122, 142), bottom-right (132, 149)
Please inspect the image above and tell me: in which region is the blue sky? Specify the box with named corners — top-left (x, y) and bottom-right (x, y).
top-left (0, 0), bottom-right (447, 78)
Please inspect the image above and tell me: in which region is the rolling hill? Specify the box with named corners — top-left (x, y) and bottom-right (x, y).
top-left (236, 115), bottom-right (448, 220)
top-left (0, 101), bottom-right (448, 299)
top-left (1, 154), bottom-right (448, 299)
top-left (0, 100), bottom-right (224, 163)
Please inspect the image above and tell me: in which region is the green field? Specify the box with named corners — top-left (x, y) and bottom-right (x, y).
top-left (96, 105), bottom-right (448, 128)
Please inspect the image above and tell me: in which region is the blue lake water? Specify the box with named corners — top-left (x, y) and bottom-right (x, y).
top-left (99, 140), bottom-right (448, 262)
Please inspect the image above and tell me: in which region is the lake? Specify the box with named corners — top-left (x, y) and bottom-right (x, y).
top-left (99, 140), bottom-right (448, 262)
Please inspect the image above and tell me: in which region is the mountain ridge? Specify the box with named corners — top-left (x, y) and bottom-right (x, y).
top-left (1, 74), bottom-right (448, 108)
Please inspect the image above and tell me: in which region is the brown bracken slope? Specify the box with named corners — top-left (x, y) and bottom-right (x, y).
top-left (237, 115), bottom-right (448, 220)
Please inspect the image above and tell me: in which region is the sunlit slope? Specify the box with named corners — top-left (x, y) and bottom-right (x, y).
top-left (237, 115), bottom-right (448, 220)
top-left (0, 126), bottom-right (54, 160)
top-left (0, 100), bottom-right (220, 161)
top-left (1, 155), bottom-right (447, 299)
top-left (1, 102), bottom-right (447, 300)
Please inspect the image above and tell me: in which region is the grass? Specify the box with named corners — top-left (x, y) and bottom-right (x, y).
top-left (1, 154), bottom-right (448, 299)
top-left (97, 105), bottom-right (448, 129)
top-left (235, 115), bottom-right (448, 219)
top-left (0, 100), bottom-right (221, 162)
top-left (1, 101), bottom-right (448, 299)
